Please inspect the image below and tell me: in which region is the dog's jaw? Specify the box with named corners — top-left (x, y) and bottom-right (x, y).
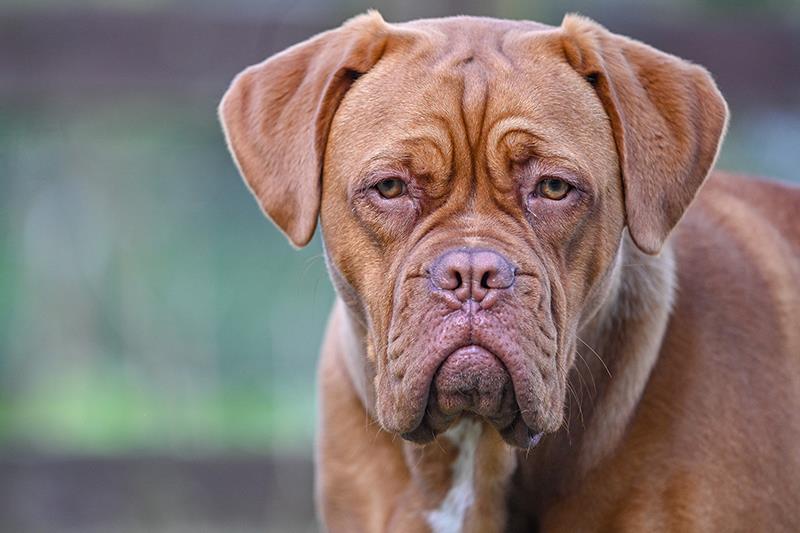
top-left (329, 232), bottom-right (678, 515)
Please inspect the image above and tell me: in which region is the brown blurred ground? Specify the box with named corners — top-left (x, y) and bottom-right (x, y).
top-left (0, 455), bottom-right (315, 532)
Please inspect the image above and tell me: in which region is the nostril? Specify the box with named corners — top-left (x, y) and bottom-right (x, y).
top-left (430, 249), bottom-right (513, 300)
top-left (473, 250), bottom-right (515, 292)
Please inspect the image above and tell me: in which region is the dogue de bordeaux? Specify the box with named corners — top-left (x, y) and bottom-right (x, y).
top-left (219, 11), bottom-right (800, 532)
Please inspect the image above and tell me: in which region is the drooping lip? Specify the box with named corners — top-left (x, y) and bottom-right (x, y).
top-left (399, 342), bottom-right (545, 448)
top-left (498, 414), bottom-right (545, 448)
top-left (433, 344), bottom-right (516, 423)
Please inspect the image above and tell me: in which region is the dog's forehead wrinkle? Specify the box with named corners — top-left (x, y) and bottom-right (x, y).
top-left (351, 65), bottom-right (610, 209)
top-left (391, 25), bottom-right (560, 166)
top-left (457, 59), bottom-right (490, 154)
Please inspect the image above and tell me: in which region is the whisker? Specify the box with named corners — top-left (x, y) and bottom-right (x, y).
top-left (565, 381), bottom-right (585, 429)
top-left (563, 412), bottom-right (573, 445)
top-left (434, 433), bottom-right (446, 455)
top-left (574, 351), bottom-right (597, 397)
top-left (577, 336), bottom-right (612, 378)
top-left (302, 253), bottom-right (325, 277)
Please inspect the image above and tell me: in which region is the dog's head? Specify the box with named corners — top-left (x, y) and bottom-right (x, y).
top-left (220, 13), bottom-right (727, 447)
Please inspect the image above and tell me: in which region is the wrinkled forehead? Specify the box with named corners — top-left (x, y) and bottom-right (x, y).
top-left (327, 18), bottom-right (617, 184)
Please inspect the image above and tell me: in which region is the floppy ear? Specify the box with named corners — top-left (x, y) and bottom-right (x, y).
top-left (219, 11), bottom-right (392, 247)
top-left (561, 15), bottom-right (729, 255)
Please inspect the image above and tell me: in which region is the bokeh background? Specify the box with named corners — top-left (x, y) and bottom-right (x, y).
top-left (1, 0), bottom-right (798, 531)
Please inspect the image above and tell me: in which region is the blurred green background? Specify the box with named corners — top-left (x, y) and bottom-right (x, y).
top-left (1, 0), bottom-right (798, 531)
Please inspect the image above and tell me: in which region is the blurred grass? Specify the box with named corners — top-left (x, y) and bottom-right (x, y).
top-left (0, 96), bottom-right (333, 455)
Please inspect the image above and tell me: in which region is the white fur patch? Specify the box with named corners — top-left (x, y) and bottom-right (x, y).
top-left (425, 419), bottom-right (483, 533)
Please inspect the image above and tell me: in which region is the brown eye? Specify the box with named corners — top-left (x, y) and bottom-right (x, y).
top-left (375, 178), bottom-right (406, 199)
top-left (537, 178), bottom-right (571, 200)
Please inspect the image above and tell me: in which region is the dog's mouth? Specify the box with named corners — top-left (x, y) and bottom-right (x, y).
top-left (400, 345), bottom-right (545, 448)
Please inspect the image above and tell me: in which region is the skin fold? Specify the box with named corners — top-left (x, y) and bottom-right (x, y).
top-left (220, 12), bottom-right (800, 532)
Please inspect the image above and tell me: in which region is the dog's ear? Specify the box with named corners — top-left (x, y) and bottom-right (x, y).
top-left (219, 11), bottom-right (392, 247)
top-left (561, 15), bottom-right (728, 255)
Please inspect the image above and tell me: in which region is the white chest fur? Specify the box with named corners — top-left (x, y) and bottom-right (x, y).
top-left (425, 419), bottom-right (483, 533)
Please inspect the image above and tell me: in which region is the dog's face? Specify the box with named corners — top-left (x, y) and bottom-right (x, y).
top-left (321, 21), bottom-right (624, 445)
top-left (220, 14), bottom-right (727, 447)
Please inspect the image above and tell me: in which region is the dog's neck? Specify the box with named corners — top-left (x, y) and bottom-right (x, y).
top-left (331, 233), bottom-right (676, 516)
top-left (528, 235), bottom-right (676, 500)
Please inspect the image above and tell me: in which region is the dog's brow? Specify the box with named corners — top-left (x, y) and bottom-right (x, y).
top-left (486, 116), bottom-right (547, 151)
top-left (363, 134), bottom-right (454, 179)
top-left (483, 116), bottom-right (548, 181)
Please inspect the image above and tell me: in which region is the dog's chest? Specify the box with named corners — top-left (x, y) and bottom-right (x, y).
top-left (425, 420), bottom-right (482, 533)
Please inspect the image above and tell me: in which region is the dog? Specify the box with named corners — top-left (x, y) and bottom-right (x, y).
top-left (219, 12), bottom-right (800, 532)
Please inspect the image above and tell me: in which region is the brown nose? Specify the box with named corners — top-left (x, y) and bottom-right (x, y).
top-left (430, 248), bottom-right (515, 303)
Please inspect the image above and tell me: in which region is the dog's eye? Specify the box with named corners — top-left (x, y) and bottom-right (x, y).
top-left (375, 178), bottom-right (407, 199)
top-left (537, 178), bottom-right (572, 200)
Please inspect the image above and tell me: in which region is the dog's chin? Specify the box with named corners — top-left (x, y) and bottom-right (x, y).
top-left (400, 414), bottom-right (544, 449)
top-left (396, 344), bottom-right (550, 449)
